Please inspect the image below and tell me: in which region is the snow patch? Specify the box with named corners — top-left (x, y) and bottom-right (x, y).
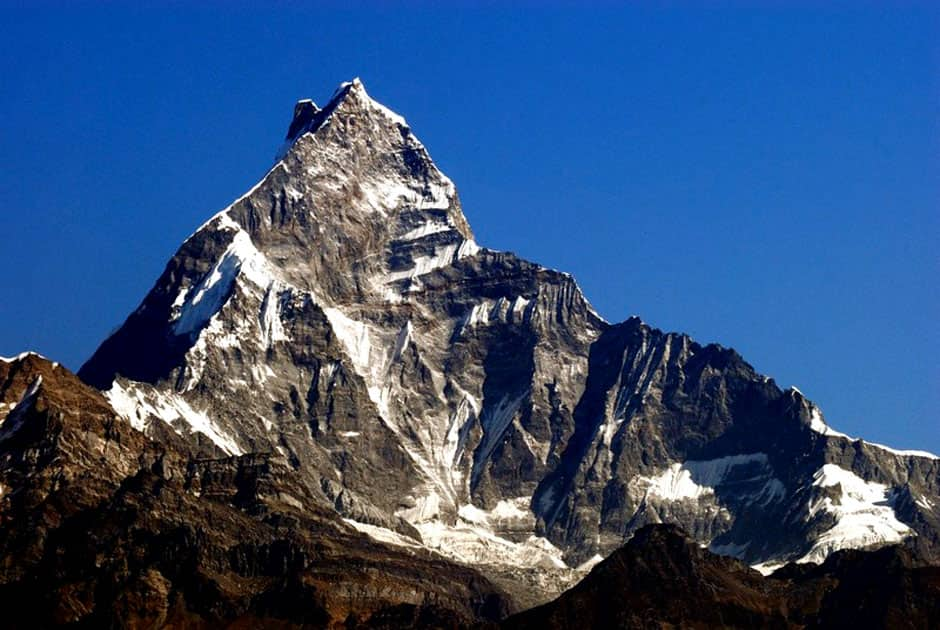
top-left (807, 406), bottom-right (851, 439)
top-left (322, 307), bottom-right (374, 376)
top-left (415, 520), bottom-right (568, 570)
top-left (752, 561), bottom-right (786, 576)
top-left (457, 296), bottom-right (534, 337)
top-left (386, 238), bottom-right (480, 284)
top-left (456, 497), bottom-right (534, 530)
top-left (443, 396), bottom-right (476, 472)
top-left (576, 554), bottom-right (605, 572)
top-left (632, 453), bottom-right (775, 502)
top-left (472, 393), bottom-right (528, 484)
top-left (399, 221), bottom-right (453, 241)
top-left (457, 238), bottom-right (480, 258)
top-left (248, 364), bottom-right (277, 386)
top-left (259, 285), bottom-right (289, 348)
top-left (391, 320), bottom-right (412, 362)
top-left (173, 224), bottom-right (276, 337)
top-left (106, 381), bottom-right (243, 456)
top-left (387, 243), bottom-right (459, 282)
top-left (321, 306), bottom-right (398, 425)
top-left (492, 496), bottom-right (533, 521)
top-left (17, 375), bottom-right (42, 404)
top-left (797, 464), bottom-right (911, 564)
top-left (343, 519), bottom-right (422, 550)
top-left (1, 375), bottom-right (43, 433)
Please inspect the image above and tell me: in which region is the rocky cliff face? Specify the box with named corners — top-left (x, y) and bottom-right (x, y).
top-left (77, 79), bottom-right (940, 600)
top-left (0, 353), bottom-right (512, 627)
top-left (531, 319), bottom-right (940, 571)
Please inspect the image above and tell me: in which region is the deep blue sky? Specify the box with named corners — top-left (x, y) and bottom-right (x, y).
top-left (1, 5), bottom-right (937, 453)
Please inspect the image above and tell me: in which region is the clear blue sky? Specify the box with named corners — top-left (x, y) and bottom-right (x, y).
top-left (1, 4), bottom-right (937, 453)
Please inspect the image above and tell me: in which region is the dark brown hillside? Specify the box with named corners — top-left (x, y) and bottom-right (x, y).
top-left (505, 524), bottom-right (940, 630)
top-left (0, 354), bottom-right (512, 628)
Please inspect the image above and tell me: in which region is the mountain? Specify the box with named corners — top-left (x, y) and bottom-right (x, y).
top-left (0, 352), bottom-right (512, 627)
top-left (1, 353), bottom-right (933, 627)
top-left (76, 78), bottom-right (939, 603)
top-left (504, 524), bottom-right (940, 629)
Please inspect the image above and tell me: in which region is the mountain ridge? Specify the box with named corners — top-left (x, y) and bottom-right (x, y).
top-left (68, 78), bottom-right (939, 603)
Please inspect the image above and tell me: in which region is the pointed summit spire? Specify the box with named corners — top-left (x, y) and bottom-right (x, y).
top-left (277, 78), bottom-right (409, 162)
top-left (319, 77), bottom-right (406, 128)
top-left (333, 76), bottom-right (366, 98)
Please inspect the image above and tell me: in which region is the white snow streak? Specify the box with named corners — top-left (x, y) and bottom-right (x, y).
top-left (473, 393), bottom-right (528, 482)
top-left (806, 404), bottom-right (936, 459)
top-left (0, 351), bottom-right (50, 363)
top-left (807, 406), bottom-right (851, 439)
top-left (864, 441), bottom-right (938, 460)
top-left (106, 381), bottom-right (243, 456)
top-left (172, 217), bottom-right (278, 338)
top-left (399, 221), bottom-right (453, 241)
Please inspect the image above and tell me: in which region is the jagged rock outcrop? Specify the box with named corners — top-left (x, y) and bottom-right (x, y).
top-left (0, 353), bottom-right (512, 627)
top-left (75, 79), bottom-right (939, 602)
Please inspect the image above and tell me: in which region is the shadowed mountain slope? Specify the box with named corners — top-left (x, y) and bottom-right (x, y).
top-left (0, 353), bottom-right (512, 627)
top-left (505, 524), bottom-right (940, 629)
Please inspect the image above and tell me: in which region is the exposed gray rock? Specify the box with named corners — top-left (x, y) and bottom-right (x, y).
top-left (77, 79), bottom-right (940, 601)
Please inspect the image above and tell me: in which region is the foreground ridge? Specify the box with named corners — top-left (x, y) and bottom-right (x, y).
top-left (0, 354), bottom-right (513, 626)
top-left (73, 79), bottom-right (939, 603)
top-left (504, 524), bottom-right (940, 629)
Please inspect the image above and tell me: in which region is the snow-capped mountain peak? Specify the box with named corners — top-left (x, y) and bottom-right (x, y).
top-left (78, 80), bottom-right (940, 604)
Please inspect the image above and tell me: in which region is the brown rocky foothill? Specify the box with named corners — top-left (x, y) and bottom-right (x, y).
top-left (0, 354), bottom-right (512, 627)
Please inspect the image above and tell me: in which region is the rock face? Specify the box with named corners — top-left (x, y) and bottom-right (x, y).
top-left (505, 524), bottom-right (940, 629)
top-left (0, 353), bottom-right (512, 627)
top-left (77, 79), bottom-right (940, 600)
